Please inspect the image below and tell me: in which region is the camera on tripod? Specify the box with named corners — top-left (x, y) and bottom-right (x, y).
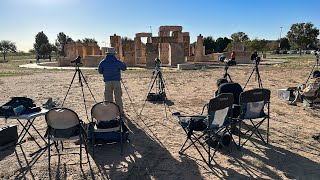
top-left (145, 58), bottom-right (167, 102)
top-left (154, 58), bottom-right (161, 71)
top-left (251, 52), bottom-right (261, 65)
top-left (71, 55), bottom-right (82, 65)
top-left (219, 55), bottom-right (236, 66)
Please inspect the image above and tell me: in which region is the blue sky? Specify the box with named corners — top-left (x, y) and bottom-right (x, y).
top-left (0, 0), bottom-right (319, 51)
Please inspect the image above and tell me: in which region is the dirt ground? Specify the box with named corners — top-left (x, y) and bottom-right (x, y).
top-left (0, 62), bottom-right (319, 179)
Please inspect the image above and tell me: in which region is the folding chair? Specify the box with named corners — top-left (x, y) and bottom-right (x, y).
top-left (173, 93), bottom-right (235, 166)
top-left (90, 101), bottom-right (127, 157)
top-left (302, 88), bottom-right (320, 107)
top-left (236, 88), bottom-right (271, 148)
top-left (45, 108), bottom-right (89, 172)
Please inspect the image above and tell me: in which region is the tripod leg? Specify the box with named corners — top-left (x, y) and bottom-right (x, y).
top-left (255, 67), bottom-right (263, 88)
top-left (139, 71), bottom-right (159, 115)
top-left (79, 70), bottom-right (97, 103)
top-left (227, 74), bottom-right (232, 82)
top-left (163, 100), bottom-right (168, 119)
top-left (305, 63), bottom-right (317, 84)
top-left (78, 71), bottom-right (90, 121)
top-left (62, 70), bottom-right (78, 106)
top-left (243, 69), bottom-right (255, 90)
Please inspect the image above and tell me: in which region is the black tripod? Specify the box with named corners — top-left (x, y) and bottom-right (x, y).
top-left (223, 65), bottom-right (233, 82)
top-left (243, 60), bottom-right (263, 90)
top-left (139, 68), bottom-right (170, 118)
top-left (305, 53), bottom-right (319, 84)
top-left (62, 60), bottom-right (96, 121)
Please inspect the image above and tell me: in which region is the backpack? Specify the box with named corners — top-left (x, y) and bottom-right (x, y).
top-left (0, 97), bottom-right (40, 118)
top-left (187, 118), bottom-right (207, 138)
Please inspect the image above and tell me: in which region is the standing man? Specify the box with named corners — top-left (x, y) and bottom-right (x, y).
top-left (98, 47), bottom-right (127, 115)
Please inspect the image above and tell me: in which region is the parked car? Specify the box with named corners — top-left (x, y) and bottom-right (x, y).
top-left (271, 50), bottom-right (280, 54)
top-left (287, 50), bottom-right (297, 54)
top-left (279, 50), bottom-right (287, 54)
top-left (304, 50), bottom-right (311, 54)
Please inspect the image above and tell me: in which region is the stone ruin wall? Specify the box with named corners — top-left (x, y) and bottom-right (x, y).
top-left (58, 42), bottom-right (100, 66)
top-left (61, 25), bottom-right (254, 67)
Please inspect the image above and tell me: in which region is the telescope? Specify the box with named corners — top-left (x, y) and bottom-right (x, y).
top-left (71, 55), bottom-right (82, 65)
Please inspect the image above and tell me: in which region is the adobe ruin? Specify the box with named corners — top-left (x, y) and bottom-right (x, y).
top-left (58, 25), bottom-right (252, 68)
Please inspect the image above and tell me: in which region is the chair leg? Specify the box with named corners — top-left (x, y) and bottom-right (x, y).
top-left (238, 120), bottom-right (241, 149)
top-left (48, 136), bottom-right (51, 178)
top-left (85, 139), bottom-right (90, 165)
top-left (120, 122), bottom-right (123, 156)
top-left (267, 116), bottom-right (270, 144)
top-left (80, 135), bottom-right (83, 168)
top-left (179, 137), bottom-right (189, 154)
top-left (92, 131), bottom-right (95, 159)
top-left (208, 131), bottom-right (211, 166)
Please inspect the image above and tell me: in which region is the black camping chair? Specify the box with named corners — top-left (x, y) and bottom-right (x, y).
top-left (45, 108), bottom-right (89, 173)
top-left (235, 88), bottom-right (271, 148)
top-left (90, 101), bottom-right (128, 158)
top-left (216, 82), bottom-right (243, 118)
top-left (173, 93), bottom-right (236, 166)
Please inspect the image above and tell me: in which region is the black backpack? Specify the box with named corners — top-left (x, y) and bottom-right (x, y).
top-left (187, 118), bottom-right (207, 138)
top-left (0, 97), bottom-right (40, 118)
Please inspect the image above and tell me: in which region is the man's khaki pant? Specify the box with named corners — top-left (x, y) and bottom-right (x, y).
top-left (104, 81), bottom-right (124, 114)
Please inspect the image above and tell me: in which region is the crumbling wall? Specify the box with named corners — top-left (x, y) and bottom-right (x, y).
top-left (146, 43), bottom-right (159, 68)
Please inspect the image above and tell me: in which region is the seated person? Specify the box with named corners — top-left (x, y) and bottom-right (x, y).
top-left (215, 78), bottom-right (243, 117)
top-left (289, 70), bottom-right (320, 106)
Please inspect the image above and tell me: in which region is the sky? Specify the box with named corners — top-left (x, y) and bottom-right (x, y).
top-left (0, 0), bottom-right (319, 51)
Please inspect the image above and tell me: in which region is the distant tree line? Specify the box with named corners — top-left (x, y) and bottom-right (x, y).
top-left (198, 22), bottom-right (319, 54)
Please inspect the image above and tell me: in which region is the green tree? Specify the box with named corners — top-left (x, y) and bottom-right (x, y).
top-left (247, 39), bottom-right (269, 51)
top-left (34, 31), bottom-right (52, 56)
top-left (28, 49), bottom-right (36, 54)
top-left (231, 32), bottom-right (249, 42)
top-left (0, 40), bottom-right (17, 60)
top-left (82, 38), bottom-right (97, 43)
top-left (267, 41), bottom-right (280, 51)
top-left (287, 22), bottom-right (319, 55)
top-left (215, 37), bottom-right (231, 52)
top-left (55, 32), bottom-right (73, 56)
top-left (39, 43), bottom-right (52, 57)
top-left (203, 36), bottom-right (215, 54)
top-left (279, 37), bottom-right (290, 50)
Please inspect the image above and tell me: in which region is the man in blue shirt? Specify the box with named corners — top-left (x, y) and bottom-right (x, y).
top-left (98, 47), bottom-right (127, 114)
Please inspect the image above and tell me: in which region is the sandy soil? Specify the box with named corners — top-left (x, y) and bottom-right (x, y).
top-left (0, 64), bottom-right (319, 179)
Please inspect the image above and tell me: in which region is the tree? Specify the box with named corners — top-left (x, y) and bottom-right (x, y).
top-left (0, 40), bottom-right (17, 60)
top-left (55, 32), bottom-right (73, 56)
top-left (268, 41), bottom-right (280, 51)
top-left (247, 39), bottom-right (269, 51)
top-left (231, 32), bottom-right (249, 42)
top-left (203, 36), bottom-right (215, 54)
top-left (82, 38), bottom-right (97, 43)
top-left (215, 37), bottom-right (231, 52)
top-left (28, 49), bottom-right (36, 54)
top-left (34, 31), bottom-right (52, 57)
top-left (39, 43), bottom-right (52, 57)
top-left (287, 22), bottom-right (319, 55)
top-left (279, 37), bottom-right (290, 50)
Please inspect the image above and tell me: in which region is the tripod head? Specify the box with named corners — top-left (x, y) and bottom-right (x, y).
top-left (71, 55), bottom-right (82, 66)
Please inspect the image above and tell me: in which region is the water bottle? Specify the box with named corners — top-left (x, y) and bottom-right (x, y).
top-left (13, 105), bottom-right (25, 116)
